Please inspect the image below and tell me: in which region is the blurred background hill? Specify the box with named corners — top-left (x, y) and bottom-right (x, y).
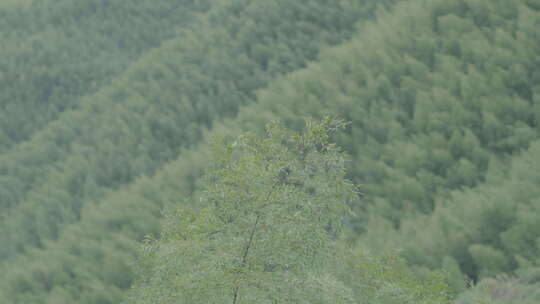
top-left (0, 0), bottom-right (539, 303)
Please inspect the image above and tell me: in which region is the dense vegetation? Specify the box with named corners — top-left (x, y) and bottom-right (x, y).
top-left (0, 0), bottom-right (212, 152)
top-left (0, 0), bottom-right (392, 263)
top-left (1, 0), bottom-right (539, 303)
top-left (128, 118), bottom-right (451, 304)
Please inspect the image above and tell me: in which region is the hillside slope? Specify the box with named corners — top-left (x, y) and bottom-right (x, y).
top-left (0, 0), bottom-right (394, 303)
top-left (0, 0), bottom-right (211, 151)
top-left (2, 0), bottom-right (539, 302)
top-left (0, 0), bottom-right (391, 262)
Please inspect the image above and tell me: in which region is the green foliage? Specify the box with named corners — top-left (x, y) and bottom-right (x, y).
top-left (129, 118), bottom-right (358, 303)
top-left (442, 256), bottom-right (467, 295)
top-left (364, 140), bottom-right (540, 285)
top-left (221, 0), bottom-right (540, 230)
top-left (221, 0), bottom-right (540, 286)
top-left (457, 271), bottom-right (540, 304)
top-left (2, 0), bottom-right (540, 302)
top-left (0, 0), bottom-right (211, 151)
top-left (0, 147), bottom-right (209, 304)
top-left (128, 119), bottom-right (451, 304)
top-left (336, 247), bottom-right (452, 304)
top-left (469, 245), bottom-right (509, 280)
top-left (0, 0), bottom-right (390, 267)
top-left (0, 0), bottom-right (396, 302)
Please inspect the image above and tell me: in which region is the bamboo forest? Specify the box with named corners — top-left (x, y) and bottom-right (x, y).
top-left (1, 0), bottom-right (539, 303)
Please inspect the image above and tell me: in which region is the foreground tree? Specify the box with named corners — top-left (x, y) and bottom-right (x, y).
top-left (128, 117), bottom-right (357, 303)
top-left (127, 118), bottom-right (450, 303)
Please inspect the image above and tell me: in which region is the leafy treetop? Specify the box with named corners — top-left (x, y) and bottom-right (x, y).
top-left (128, 117), bottom-right (358, 304)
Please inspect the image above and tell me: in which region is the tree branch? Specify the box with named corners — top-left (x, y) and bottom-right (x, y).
top-left (232, 181), bottom-right (278, 304)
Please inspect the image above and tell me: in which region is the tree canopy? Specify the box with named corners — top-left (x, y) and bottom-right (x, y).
top-left (128, 118), bottom-right (451, 304)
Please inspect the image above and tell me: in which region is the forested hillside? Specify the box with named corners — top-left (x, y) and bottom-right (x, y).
top-left (0, 0), bottom-right (392, 263)
top-left (1, 0), bottom-right (539, 303)
top-left (0, 0), bottom-right (396, 303)
top-left (0, 0), bottom-right (212, 152)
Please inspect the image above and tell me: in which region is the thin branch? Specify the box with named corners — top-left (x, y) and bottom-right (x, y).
top-left (232, 181), bottom-right (278, 304)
